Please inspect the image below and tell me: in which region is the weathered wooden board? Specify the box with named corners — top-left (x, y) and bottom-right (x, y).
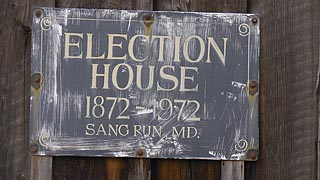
top-left (52, 2), bottom-right (154, 180)
top-left (30, 7), bottom-right (259, 160)
top-left (246, 0), bottom-right (320, 179)
top-left (221, 161), bottom-right (244, 180)
top-left (0, 1), bottom-right (55, 179)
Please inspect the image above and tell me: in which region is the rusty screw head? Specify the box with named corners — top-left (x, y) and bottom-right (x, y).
top-left (136, 148), bottom-right (147, 157)
top-left (35, 9), bottom-right (42, 18)
top-left (145, 14), bottom-right (152, 20)
top-left (136, 149), bottom-right (145, 156)
top-left (142, 13), bottom-right (153, 21)
top-left (249, 81), bottom-right (256, 89)
top-left (246, 149), bottom-right (258, 160)
top-left (252, 17), bottom-right (258, 24)
top-left (31, 73), bottom-right (43, 90)
top-left (30, 144), bottom-right (38, 154)
top-left (34, 76), bottom-right (41, 83)
top-left (142, 13), bottom-right (155, 30)
top-left (248, 80), bottom-right (258, 96)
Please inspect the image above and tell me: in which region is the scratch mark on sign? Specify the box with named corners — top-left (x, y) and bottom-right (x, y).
top-left (136, 108), bottom-right (153, 115)
top-left (127, 15), bottom-right (132, 32)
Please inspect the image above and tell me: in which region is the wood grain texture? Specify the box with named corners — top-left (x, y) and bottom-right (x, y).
top-left (0, 0), bottom-right (54, 180)
top-left (53, 157), bottom-right (151, 180)
top-left (31, 156), bottom-right (52, 180)
top-left (154, 0), bottom-right (247, 12)
top-left (153, 1), bottom-right (247, 179)
top-left (151, 159), bottom-right (221, 180)
top-left (56, 0), bottom-right (153, 10)
top-left (52, 1), bottom-right (153, 180)
top-left (247, 0), bottom-right (320, 179)
top-left (52, 157), bottom-right (108, 180)
top-left (221, 161), bottom-right (244, 180)
top-left (1, 0), bottom-right (319, 179)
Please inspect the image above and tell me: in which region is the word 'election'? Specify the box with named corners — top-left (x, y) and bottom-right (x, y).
top-left (64, 33), bottom-right (228, 64)
top-left (63, 33), bottom-right (228, 92)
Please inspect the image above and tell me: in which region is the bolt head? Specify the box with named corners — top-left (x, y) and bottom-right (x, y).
top-left (246, 149), bottom-right (258, 160)
top-left (35, 10), bottom-right (42, 18)
top-left (142, 13), bottom-right (153, 21)
top-left (249, 81), bottom-right (256, 89)
top-left (252, 17), bottom-right (258, 24)
top-left (30, 144), bottom-right (38, 153)
top-left (137, 149), bottom-right (144, 156)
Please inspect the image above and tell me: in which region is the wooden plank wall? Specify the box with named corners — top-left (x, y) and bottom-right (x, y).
top-left (0, 0), bottom-right (319, 179)
top-left (247, 0), bottom-right (320, 179)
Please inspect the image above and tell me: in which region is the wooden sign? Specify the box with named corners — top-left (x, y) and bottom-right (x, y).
top-left (30, 8), bottom-right (259, 160)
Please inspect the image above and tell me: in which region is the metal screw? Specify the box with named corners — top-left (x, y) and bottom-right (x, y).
top-left (30, 144), bottom-right (38, 154)
top-left (34, 76), bottom-right (41, 83)
top-left (136, 149), bottom-right (144, 156)
top-left (249, 81), bottom-right (256, 89)
top-left (142, 13), bottom-right (153, 21)
top-left (248, 80), bottom-right (258, 96)
top-left (35, 10), bottom-right (42, 18)
top-left (252, 17), bottom-right (258, 24)
top-left (246, 149), bottom-right (257, 160)
top-left (31, 73), bottom-right (43, 90)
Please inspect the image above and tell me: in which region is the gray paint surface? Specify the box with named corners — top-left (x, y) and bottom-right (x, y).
top-left (30, 8), bottom-right (259, 160)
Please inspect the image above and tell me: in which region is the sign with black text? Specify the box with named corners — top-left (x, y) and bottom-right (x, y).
top-left (30, 8), bottom-right (259, 160)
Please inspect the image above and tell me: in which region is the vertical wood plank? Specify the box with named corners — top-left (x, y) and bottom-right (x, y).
top-left (153, 1), bottom-right (247, 179)
top-left (56, 0), bottom-right (153, 10)
top-left (221, 161), bottom-right (244, 180)
top-left (52, 1), bottom-right (153, 180)
top-left (128, 159), bottom-right (151, 180)
top-left (53, 157), bottom-right (108, 179)
top-left (151, 159), bottom-right (191, 180)
top-left (247, 0), bottom-right (320, 179)
top-left (105, 158), bottom-right (127, 180)
top-left (0, 0), bottom-right (54, 179)
top-left (154, 0), bottom-right (247, 12)
top-left (151, 159), bottom-right (221, 180)
top-left (31, 156), bottom-right (52, 180)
